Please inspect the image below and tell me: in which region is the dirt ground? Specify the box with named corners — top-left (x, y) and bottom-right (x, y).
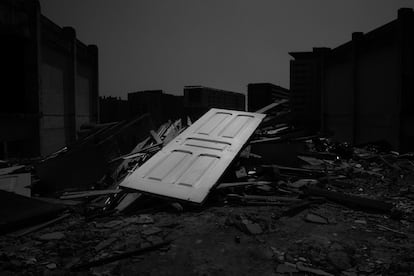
top-left (1, 199), bottom-right (413, 276)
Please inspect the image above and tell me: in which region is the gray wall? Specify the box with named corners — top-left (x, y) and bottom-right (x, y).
top-left (356, 39), bottom-right (399, 147)
top-left (76, 61), bottom-right (93, 131)
top-left (40, 45), bottom-right (70, 155)
top-left (323, 57), bottom-right (354, 142)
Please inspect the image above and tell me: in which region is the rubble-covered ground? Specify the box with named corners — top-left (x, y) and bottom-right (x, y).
top-left (1, 106), bottom-right (414, 275)
top-left (1, 200), bottom-right (414, 275)
top-left (2, 148), bottom-right (414, 275)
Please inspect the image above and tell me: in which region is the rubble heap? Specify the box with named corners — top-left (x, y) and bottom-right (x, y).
top-left (1, 101), bottom-right (414, 275)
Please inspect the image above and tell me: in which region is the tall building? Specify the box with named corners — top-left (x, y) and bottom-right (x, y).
top-left (289, 8), bottom-right (414, 152)
top-left (289, 48), bottom-right (329, 131)
top-left (161, 93), bottom-right (184, 123)
top-left (128, 90), bottom-right (163, 125)
top-left (99, 96), bottom-right (129, 123)
top-left (128, 90), bottom-right (183, 126)
top-left (247, 83), bottom-right (289, 112)
top-left (0, 0), bottom-right (98, 158)
top-left (183, 86), bottom-right (245, 120)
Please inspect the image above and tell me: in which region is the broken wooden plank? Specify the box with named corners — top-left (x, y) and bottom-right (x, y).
top-left (264, 126), bottom-right (290, 136)
top-left (150, 130), bottom-right (163, 144)
top-left (262, 164), bottom-right (326, 177)
top-left (35, 197), bottom-right (83, 206)
top-left (157, 121), bottom-right (172, 137)
top-left (215, 181), bottom-right (273, 189)
top-left (296, 262), bottom-right (334, 276)
top-left (94, 237), bottom-right (117, 252)
top-left (379, 155), bottom-right (402, 171)
top-left (0, 165), bottom-right (25, 176)
top-left (110, 136), bottom-right (152, 181)
top-left (297, 150), bottom-right (338, 160)
top-left (376, 224), bottom-right (407, 236)
top-left (243, 194), bottom-right (301, 202)
top-left (305, 186), bottom-right (393, 213)
top-left (297, 155), bottom-right (325, 166)
top-left (239, 201), bottom-right (288, 206)
top-left (115, 192), bottom-right (142, 212)
top-left (132, 137), bottom-right (151, 153)
top-left (108, 142), bottom-right (163, 164)
top-left (255, 99), bottom-right (289, 114)
top-left (250, 137), bottom-right (282, 144)
top-left (9, 213), bottom-right (71, 237)
top-left (60, 189), bottom-right (121, 200)
top-left (226, 194), bottom-right (294, 206)
top-left (163, 127), bottom-right (179, 146)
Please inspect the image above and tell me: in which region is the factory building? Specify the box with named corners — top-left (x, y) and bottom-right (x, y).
top-left (247, 83), bottom-right (289, 112)
top-left (128, 90), bottom-right (183, 127)
top-left (99, 96), bottom-right (129, 124)
top-left (183, 86), bottom-right (245, 121)
top-left (0, 0), bottom-right (98, 158)
top-left (289, 8), bottom-right (414, 152)
top-left (289, 48), bottom-right (329, 131)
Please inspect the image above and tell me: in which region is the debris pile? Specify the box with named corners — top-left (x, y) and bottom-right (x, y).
top-left (1, 103), bottom-right (414, 275)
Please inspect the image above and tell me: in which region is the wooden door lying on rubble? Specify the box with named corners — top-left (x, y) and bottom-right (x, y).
top-left (120, 108), bottom-right (265, 204)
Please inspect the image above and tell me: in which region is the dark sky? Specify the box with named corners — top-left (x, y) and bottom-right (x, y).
top-left (39, 0), bottom-right (413, 98)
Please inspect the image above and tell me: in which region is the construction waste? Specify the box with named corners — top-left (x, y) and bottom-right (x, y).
top-left (1, 101), bottom-right (414, 275)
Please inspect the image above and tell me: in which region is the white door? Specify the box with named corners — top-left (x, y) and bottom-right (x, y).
top-left (120, 108), bottom-right (265, 204)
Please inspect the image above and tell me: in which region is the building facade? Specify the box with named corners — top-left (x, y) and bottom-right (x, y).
top-left (183, 86), bottom-right (245, 120)
top-left (247, 83), bottom-right (289, 112)
top-left (0, 0), bottom-right (98, 158)
top-left (99, 96), bottom-right (128, 123)
top-left (128, 90), bottom-right (183, 126)
top-left (289, 48), bottom-right (329, 131)
top-left (289, 8), bottom-right (414, 152)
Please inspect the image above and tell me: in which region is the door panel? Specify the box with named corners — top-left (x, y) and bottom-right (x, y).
top-left (120, 108), bottom-right (265, 203)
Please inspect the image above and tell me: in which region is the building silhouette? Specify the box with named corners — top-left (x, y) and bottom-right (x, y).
top-left (247, 83), bottom-right (289, 112)
top-left (128, 90), bottom-right (183, 127)
top-left (183, 85), bottom-right (245, 121)
top-left (290, 8), bottom-right (414, 152)
top-left (99, 96), bottom-right (128, 124)
top-left (0, 0), bottom-right (98, 158)
top-left (161, 93), bottom-right (184, 123)
top-left (289, 48), bottom-right (329, 131)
